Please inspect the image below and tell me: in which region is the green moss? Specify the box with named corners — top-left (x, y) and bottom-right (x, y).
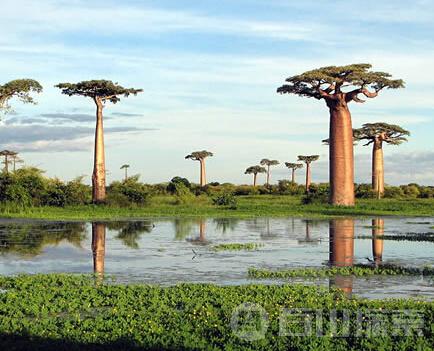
top-left (211, 242), bottom-right (263, 251)
top-left (0, 274), bottom-right (432, 350)
top-left (248, 264), bottom-right (434, 279)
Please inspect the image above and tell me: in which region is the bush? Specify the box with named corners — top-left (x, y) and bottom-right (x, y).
top-left (173, 182), bottom-right (195, 205)
top-left (41, 179), bottom-right (67, 207)
top-left (383, 186), bottom-right (405, 198)
top-left (107, 175), bottom-right (151, 206)
top-left (64, 176), bottom-right (91, 205)
top-left (166, 176), bottom-right (191, 194)
top-left (355, 184), bottom-right (376, 199)
top-left (233, 185), bottom-right (260, 196)
top-left (212, 192), bottom-right (237, 209)
top-left (400, 184), bottom-right (420, 198)
top-left (277, 180), bottom-right (305, 195)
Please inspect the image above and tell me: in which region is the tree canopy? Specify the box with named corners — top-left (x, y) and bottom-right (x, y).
top-left (120, 164), bottom-right (130, 169)
top-left (298, 155), bottom-right (319, 164)
top-left (0, 79), bottom-right (43, 113)
top-left (245, 165), bottom-right (266, 175)
top-left (277, 64), bottom-right (404, 104)
top-left (354, 122), bottom-right (410, 145)
top-left (285, 162), bottom-right (303, 170)
top-left (185, 150), bottom-right (214, 161)
top-left (55, 80), bottom-right (143, 104)
top-left (260, 159), bottom-right (279, 166)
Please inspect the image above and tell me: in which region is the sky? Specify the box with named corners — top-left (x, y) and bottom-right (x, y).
top-left (1, 0), bottom-right (433, 185)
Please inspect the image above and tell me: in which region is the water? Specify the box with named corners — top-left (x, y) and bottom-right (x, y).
top-left (0, 217), bottom-right (433, 299)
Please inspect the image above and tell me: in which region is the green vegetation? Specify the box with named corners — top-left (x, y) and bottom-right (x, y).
top-left (248, 265), bottom-right (434, 279)
top-left (356, 233), bottom-right (434, 243)
top-left (0, 274), bottom-right (432, 350)
top-left (1, 195), bottom-right (434, 220)
top-left (211, 242), bottom-right (263, 251)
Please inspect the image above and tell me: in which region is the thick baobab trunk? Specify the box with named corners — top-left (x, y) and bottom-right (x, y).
top-left (372, 218), bottom-right (384, 264)
top-left (291, 169), bottom-right (295, 183)
top-left (305, 163), bottom-right (311, 192)
top-left (266, 165), bottom-right (270, 186)
top-left (92, 223), bottom-right (106, 277)
top-left (329, 106), bottom-right (355, 206)
top-left (199, 159), bottom-right (206, 187)
top-left (92, 99), bottom-right (106, 203)
top-left (329, 219), bottom-right (354, 294)
top-left (372, 139), bottom-right (384, 199)
top-left (253, 173), bottom-right (257, 186)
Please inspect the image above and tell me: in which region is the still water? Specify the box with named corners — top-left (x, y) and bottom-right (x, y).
top-left (0, 217), bottom-right (433, 299)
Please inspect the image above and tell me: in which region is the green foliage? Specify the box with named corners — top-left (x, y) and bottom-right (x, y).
top-left (185, 150), bottom-right (213, 160)
top-left (355, 184), bottom-right (376, 199)
top-left (354, 122), bottom-right (410, 145)
top-left (212, 192), bottom-right (237, 209)
top-left (41, 178), bottom-right (68, 207)
top-left (400, 184), bottom-right (420, 198)
top-left (244, 165), bottom-right (267, 176)
top-left (297, 155), bottom-right (319, 164)
top-left (0, 79), bottom-right (42, 113)
top-left (248, 264), bottom-right (434, 279)
top-left (55, 80), bottom-right (142, 104)
top-left (64, 176), bottom-right (92, 205)
top-left (259, 158), bottom-right (279, 166)
top-left (107, 176), bottom-right (151, 206)
top-left (301, 183), bottom-right (329, 204)
top-left (212, 242), bottom-right (263, 251)
top-left (0, 274), bottom-right (432, 350)
top-left (233, 185), bottom-right (260, 196)
top-left (166, 176), bottom-right (191, 194)
top-left (277, 180), bottom-right (305, 195)
top-left (383, 186), bottom-right (405, 198)
top-left (173, 182), bottom-right (195, 205)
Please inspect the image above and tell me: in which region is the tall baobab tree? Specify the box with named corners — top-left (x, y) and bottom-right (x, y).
top-left (297, 155), bottom-right (319, 192)
top-left (185, 150), bottom-right (213, 186)
top-left (55, 80), bottom-right (142, 203)
top-left (284, 162), bottom-right (303, 183)
top-left (259, 159), bottom-right (279, 186)
top-left (354, 122), bottom-right (409, 198)
top-left (0, 150), bottom-right (17, 174)
top-left (0, 79), bottom-right (42, 114)
top-left (244, 165), bottom-right (266, 186)
top-left (120, 164), bottom-right (130, 182)
top-left (278, 64), bottom-right (404, 206)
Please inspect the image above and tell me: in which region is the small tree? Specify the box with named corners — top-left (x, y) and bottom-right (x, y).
top-left (120, 164), bottom-right (130, 182)
top-left (10, 154), bottom-right (24, 172)
top-left (354, 122), bottom-right (409, 198)
top-left (259, 159), bottom-right (279, 186)
top-left (297, 155), bottom-right (319, 192)
top-left (0, 150), bottom-right (17, 174)
top-left (284, 162), bottom-right (303, 183)
top-left (55, 80), bottom-right (142, 203)
top-left (244, 165), bottom-right (266, 186)
top-left (185, 150), bottom-right (213, 186)
top-left (278, 64), bottom-right (403, 206)
top-left (0, 79), bottom-right (42, 114)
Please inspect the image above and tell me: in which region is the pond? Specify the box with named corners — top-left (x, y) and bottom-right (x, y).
top-left (0, 217), bottom-right (433, 300)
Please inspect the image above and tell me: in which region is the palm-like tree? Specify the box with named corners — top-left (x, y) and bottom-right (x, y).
top-left (185, 150), bottom-right (213, 186)
top-left (297, 155), bottom-right (319, 192)
top-left (120, 164), bottom-right (130, 182)
top-left (244, 165), bottom-right (266, 186)
top-left (0, 150), bottom-right (17, 174)
top-left (284, 162), bottom-right (303, 183)
top-left (10, 154), bottom-right (24, 172)
top-left (354, 122), bottom-right (409, 198)
top-left (259, 159), bottom-right (279, 186)
top-left (55, 80), bottom-right (142, 203)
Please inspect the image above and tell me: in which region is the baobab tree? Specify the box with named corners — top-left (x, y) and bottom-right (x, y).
top-left (0, 79), bottom-right (42, 114)
top-left (259, 159), bottom-right (279, 186)
top-left (244, 165), bottom-right (266, 186)
top-left (120, 164), bottom-right (130, 182)
top-left (10, 154), bottom-right (23, 172)
top-left (278, 64), bottom-right (404, 206)
top-left (185, 150), bottom-right (213, 186)
top-left (297, 155), bottom-right (319, 192)
top-left (0, 150), bottom-right (17, 174)
top-left (55, 80), bottom-right (142, 203)
top-left (284, 162), bottom-right (303, 183)
top-left (354, 122), bottom-right (409, 198)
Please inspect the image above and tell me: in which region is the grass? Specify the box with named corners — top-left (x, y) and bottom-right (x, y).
top-left (1, 195), bottom-right (434, 220)
top-left (211, 243), bottom-right (263, 251)
top-left (0, 274), bottom-right (433, 350)
top-left (248, 264), bottom-right (434, 279)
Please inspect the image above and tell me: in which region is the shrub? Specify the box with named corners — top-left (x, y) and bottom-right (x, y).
top-left (233, 185), bottom-right (259, 196)
top-left (277, 180), bottom-right (305, 195)
top-left (64, 176), bottom-right (91, 205)
top-left (166, 176), bottom-right (191, 194)
top-left (212, 192), bottom-right (237, 209)
top-left (41, 179), bottom-right (67, 207)
top-left (383, 186), bottom-right (405, 198)
top-left (355, 184), bottom-right (376, 198)
top-left (108, 175), bottom-right (151, 206)
top-left (400, 184), bottom-right (420, 198)
top-left (173, 182), bottom-right (195, 205)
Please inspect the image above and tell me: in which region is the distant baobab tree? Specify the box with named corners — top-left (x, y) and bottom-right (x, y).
top-left (10, 153), bottom-right (23, 172)
top-left (0, 79), bottom-right (42, 114)
top-left (278, 64), bottom-right (404, 206)
top-left (120, 164), bottom-right (130, 182)
top-left (259, 159), bottom-right (279, 186)
top-left (297, 155), bottom-right (319, 192)
top-left (0, 150), bottom-right (17, 174)
top-left (55, 80), bottom-right (143, 203)
top-left (185, 150), bottom-right (213, 186)
top-left (284, 162), bottom-right (303, 183)
top-left (354, 122), bottom-right (409, 198)
top-left (244, 165), bottom-right (266, 186)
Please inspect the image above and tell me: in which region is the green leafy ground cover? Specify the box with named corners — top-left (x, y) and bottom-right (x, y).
top-left (0, 274), bottom-right (432, 350)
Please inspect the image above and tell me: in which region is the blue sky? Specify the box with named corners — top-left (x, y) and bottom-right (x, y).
top-left (1, 0), bottom-right (433, 185)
